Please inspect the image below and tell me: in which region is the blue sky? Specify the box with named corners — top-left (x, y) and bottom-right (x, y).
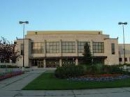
top-left (0, 0), bottom-right (130, 43)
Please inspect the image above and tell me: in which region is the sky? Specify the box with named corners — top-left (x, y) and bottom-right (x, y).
top-left (0, 0), bottom-right (130, 43)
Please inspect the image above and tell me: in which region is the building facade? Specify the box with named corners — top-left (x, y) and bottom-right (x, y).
top-left (119, 44), bottom-right (130, 64)
top-left (15, 31), bottom-right (119, 68)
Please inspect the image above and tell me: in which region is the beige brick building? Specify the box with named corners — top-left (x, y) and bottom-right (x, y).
top-left (119, 44), bottom-right (130, 64)
top-left (15, 31), bottom-right (119, 67)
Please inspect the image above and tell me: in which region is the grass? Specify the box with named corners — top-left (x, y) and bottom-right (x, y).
top-left (23, 72), bottom-right (130, 90)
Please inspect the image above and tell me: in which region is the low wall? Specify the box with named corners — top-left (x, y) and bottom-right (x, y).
top-left (0, 63), bottom-right (18, 66)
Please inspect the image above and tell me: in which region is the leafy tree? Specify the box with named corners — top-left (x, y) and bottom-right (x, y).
top-left (0, 37), bottom-right (20, 63)
top-left (83, 42), bottom-right (92, 65)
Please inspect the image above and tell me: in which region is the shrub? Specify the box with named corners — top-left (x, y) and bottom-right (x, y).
top-left (84, 64), bottom-right (124, 75)
top-left (125, 64), bottom-right (130, 66)
top-left (85, 64), bottom-right (103, 74)
top-left (96, 64), bottom-right (104, 73)
top-left (55, 65), bottom-right (87, 79)
top-left (102, 65), bottom-right (123, 74)
top-left (55, 64), bottom-right (128, 79)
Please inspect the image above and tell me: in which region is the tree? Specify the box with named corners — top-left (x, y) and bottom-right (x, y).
top-left (83, 42), bottom-right (92, 65)
top-left (0, 37), bottom-right (20, 63)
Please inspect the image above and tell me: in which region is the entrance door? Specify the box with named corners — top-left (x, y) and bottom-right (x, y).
top-left (46, 59), bottom-right (59, 67)
top-left (62, 58), bottom-right (75, 66)
top-left (31, 59), bottom-right (44, 68)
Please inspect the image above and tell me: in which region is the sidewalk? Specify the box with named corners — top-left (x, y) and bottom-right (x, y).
top-left (0, 68), bottom-right (130, 97)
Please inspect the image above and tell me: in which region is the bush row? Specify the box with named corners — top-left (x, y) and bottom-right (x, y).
top-left (55, 64), bottom-right (129, 79)
top-left (55, 65), bottom-right (87, 79)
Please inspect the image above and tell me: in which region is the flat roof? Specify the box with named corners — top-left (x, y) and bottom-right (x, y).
top-left (27, 31), bottom-right (103, 35)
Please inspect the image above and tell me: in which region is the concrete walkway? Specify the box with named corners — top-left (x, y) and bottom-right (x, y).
top-left (0, 69), bottom-right (130, 97)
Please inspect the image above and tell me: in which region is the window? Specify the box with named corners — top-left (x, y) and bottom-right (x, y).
top-left (111, 43), bottom-right (115, 54)
top-left (62, 41), bottom-right (75, 53)
top-left (93, 42), bottom-right (104, 53)
top-left (46, 42), bottom-right (59, 53)
top-left (125, 58), bottom-right (127, 62)
top-left (119, 58), bottom-right (122, 62)
top-left (78, 41), bottom-right (90, 53)
top-left (31, 42), bottom-right (44, 54)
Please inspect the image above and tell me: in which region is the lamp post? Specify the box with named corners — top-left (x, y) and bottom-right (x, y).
top-left (118, 22), bottom-right (127, 64)
top-left (19, 21), bottom-right (29, 69)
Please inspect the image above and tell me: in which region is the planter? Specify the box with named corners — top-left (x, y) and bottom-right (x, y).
top-left (0, 71), bottom-right (24, 81)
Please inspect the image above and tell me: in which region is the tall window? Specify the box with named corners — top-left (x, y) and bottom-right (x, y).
top-left (125, 58), bottom-right (127, 62)
top-left (111, 43), bottom-right (115, 54)
top-left (31, 42), bottom-right (44, 54)
top-left (46, 42), bottom-right (59, 53)
top-left (93, 42), bottom-right (104, 53)
top-left (78, 41), bottom-right (90, 53)
top-left (119, 58), bottom-right (122, 62)
top-left (62, 41), bottom-right (75, 53)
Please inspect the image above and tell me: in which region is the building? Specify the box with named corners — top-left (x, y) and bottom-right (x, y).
top-left (119, 44), bottom-right (130, 64)
top-left (15, 31), bottom-right (119, 68)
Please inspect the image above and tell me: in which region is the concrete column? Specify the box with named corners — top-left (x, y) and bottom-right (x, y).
top-left (59, 40), bottom-right (62, 67)
top-left (24, 39), bottom-right (30, 67)
top-left (75, 58), bottom-right (78, 65)
top-left (59, 39), bottom-right (62, 56)
top-left (44, 40), bottom-right (46, 57)
top-left (59, 59), bottom-right (62, 67)
top-left (44, 59), bottom-right (46, 68)
top-left (75, 40), bottom-right (78, 66)
top-left (91, 40), bottom-right (94, 65)
top-left (75, 40), bottom-right (78, 56)
top-left (90, 40), bottom-right (93, 53)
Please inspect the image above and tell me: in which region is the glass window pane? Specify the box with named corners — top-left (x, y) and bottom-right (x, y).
top-left (62, 41), bottom-right (75, 53)
top-left (31, 42), bottom-right (44, 54)
top-left (93, 42), bottom-right (104, 53)
top-left (78, 41), bottom-right (89, 53)
top-left (46, 42), bottom-right (59, 53)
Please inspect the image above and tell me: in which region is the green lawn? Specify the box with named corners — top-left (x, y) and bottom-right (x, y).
top-left (23, 73), bottom-right (130, 90)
